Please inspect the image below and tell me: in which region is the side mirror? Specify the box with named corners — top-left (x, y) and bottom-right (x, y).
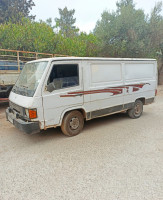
top-left (46, 82), bottom-right (56, 92)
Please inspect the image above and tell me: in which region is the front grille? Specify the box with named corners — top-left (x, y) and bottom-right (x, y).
top-left (9, 101), bottom-right (25, 116)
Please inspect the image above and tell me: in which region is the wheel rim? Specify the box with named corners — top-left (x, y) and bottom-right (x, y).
top-left (134, 103), bottom-right (141, 115)
top-left (69, 117), bottom-right (80, 130)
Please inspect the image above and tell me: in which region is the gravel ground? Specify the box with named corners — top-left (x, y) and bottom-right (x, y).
top-left (0, 87), bottom-right (163, 200)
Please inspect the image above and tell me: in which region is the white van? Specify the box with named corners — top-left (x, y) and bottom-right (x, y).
top-left (6, 57), bottom-right (157, 136)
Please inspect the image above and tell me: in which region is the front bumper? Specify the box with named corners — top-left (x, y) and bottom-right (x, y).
top-left (6, 107), bottom-right (40, 134)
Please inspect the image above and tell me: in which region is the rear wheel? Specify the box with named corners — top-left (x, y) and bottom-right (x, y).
top-left (61, 110), bottom-right (84, 136)
top-left (127, 100), bottom-right (143, 119)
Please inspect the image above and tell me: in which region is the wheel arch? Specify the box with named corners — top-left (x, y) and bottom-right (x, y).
top-left (59, 107), bottom-right (87, 125)
top-left (136, 97), bottom-right (145, 105)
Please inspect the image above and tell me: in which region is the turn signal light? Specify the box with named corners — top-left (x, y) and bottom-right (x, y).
top-left (28, 109), bottom-right (37, 119)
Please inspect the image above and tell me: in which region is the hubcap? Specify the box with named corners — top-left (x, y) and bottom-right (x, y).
top-left (69, 117), bottom-right (80, 130)
top-left (135, 103), bottom-right (141, 114)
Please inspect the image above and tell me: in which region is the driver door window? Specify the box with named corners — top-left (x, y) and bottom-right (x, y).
top-left (47, 64), bottom-right (79, 92)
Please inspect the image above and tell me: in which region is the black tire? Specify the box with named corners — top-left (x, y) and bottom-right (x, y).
top-left (127, 100), bottom-right (143, 119)
top-left (61, 110), bottom-right (84, 136)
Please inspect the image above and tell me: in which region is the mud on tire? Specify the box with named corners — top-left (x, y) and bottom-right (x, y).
top-left (127, 100), bottom-right (143, 119)
top-left (61, 110), bottom-right (84, 136)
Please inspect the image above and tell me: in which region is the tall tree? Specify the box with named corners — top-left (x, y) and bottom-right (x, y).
top-left (116, 0), bottom-right (135, 12)
top-left (94, 0), bottom-right (148, 57)
top-left (148, 2), bottom-right (163, 53)
top-left (55, 7), bottom-right (78, 37)
top-left (148, 2), bottom-right (163, 81)
top-left (0, 0), bottom-right (35, 24)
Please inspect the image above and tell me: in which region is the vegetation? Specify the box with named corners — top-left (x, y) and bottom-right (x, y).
top-left (0, 0), bottom-right (35, 23)
top-left (93, 0), bottom-right (163, 76)
top-left (0, 19), bottom-right (54, 53)
top-left (55, 7), bottom-right (79, 37)
top-left (0, 0), bottom-right (162, 68)
top-left (94, 0), bottom-right (163, 59)
top-left (0, 18), bottom-right (98, 57)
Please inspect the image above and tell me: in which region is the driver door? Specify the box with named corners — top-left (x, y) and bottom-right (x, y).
top-left (42, 61), bottom-right (83, 127)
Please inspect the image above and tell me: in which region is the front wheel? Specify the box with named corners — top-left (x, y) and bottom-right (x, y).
top-left (127, 100), bottom-right (143, 119)
top-left (61, 110), bottom-right (84, 136)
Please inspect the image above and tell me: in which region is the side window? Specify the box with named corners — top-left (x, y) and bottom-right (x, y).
top-left (47, 64), bottom-right (79, 92)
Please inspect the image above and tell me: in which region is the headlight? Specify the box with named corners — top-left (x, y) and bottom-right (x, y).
top-left (25, 108), bottom-right (29, 118)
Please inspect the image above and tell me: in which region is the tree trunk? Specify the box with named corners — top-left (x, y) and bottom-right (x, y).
top-left (158, 58), bottom-right (163, 85)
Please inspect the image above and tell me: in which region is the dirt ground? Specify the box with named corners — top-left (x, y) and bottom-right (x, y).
top-left (0, 87), bottom-right (163, 200)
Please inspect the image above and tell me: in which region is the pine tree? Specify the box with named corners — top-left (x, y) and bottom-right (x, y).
top-left (55, 7), bottom-right (78, 37)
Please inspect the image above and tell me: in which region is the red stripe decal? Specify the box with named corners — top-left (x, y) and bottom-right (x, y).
top-left (60, 83), bottom-right (150, 97)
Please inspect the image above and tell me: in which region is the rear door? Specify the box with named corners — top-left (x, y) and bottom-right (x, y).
top-left (42, 61), bottom-right (83, 127)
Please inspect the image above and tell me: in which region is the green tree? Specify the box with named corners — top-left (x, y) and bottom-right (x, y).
top-left (54, 32), bottom-right (98, 57)
top-left (0, 18), bottom-right (98, 57)
top-left (0, 18), bottom-right (55, 53)
top-left (0, 0), bottom-right (35, 24)
top-left (116, 0), bottom-right (135, 12)
top-left (148, 2), bottom-right (163, 80)
top-left (94, 0), bottom-right (148, 57)
top-left (55, 7), bottom-right (78, 37)
top-left (148, 2), bottom-right (163, 55)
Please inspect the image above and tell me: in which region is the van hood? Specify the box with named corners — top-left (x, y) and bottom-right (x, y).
top-left (9, 91), bottom-right (34, 108)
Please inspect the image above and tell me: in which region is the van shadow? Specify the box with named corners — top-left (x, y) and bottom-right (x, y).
top-left (29, 112), bottom-right (129, 141)
top-left (23, 111), bottom-right (149, 143)
top-left (30, 127), bottom-right (65, 141)
top-left (84, 112), bottom-right (128, 131)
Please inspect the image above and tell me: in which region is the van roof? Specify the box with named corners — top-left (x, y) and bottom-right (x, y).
top-left (28, 57), bottom-right (156, 63)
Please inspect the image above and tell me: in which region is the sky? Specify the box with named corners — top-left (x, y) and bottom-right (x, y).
top-left (31, 0), bottom-right (162, 33)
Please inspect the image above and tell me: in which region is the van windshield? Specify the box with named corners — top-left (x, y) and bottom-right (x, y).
top-left (12, 61), bottom-right (48, 97)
